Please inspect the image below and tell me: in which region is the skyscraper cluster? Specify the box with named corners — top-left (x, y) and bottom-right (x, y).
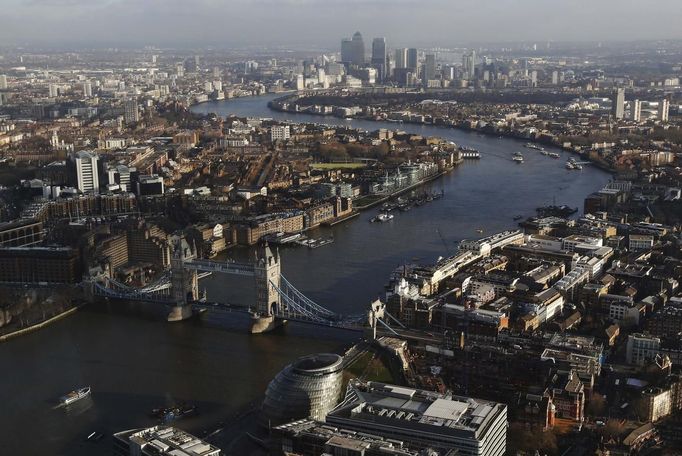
top-left (340, 31), bottom-right (480, 87)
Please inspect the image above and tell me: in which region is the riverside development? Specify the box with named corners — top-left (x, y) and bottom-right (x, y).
top-left (0, 41), bottom-right (681, 456)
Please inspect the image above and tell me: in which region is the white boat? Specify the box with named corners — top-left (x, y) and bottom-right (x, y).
top-left (371, 213), bottom-right (394, 223)
top-left (549, 152), bottom-right (560, 158)
top-left (60, 386), bottom-right (91, 405)
top-left (566, 161), bottom-right (575, 169)
top-left (512, 152), bottom-right (524, 163)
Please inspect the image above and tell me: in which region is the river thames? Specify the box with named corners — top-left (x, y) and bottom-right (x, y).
top-left (0, 93), bottom-right (611, 455)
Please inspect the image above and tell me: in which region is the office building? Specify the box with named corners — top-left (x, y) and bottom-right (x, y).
top-left (106, 164), bottom-right (134, 192)
top-left (326, 381), bottom-right (507, 456)
top-left (394, 48), bottom-right (408, 69)
top-left (262, 353), bottom-right (344, 426)
top-left (658, 99), bottom-right (670, 122)
top-left (341, 32), bottom-right (365, 67)
top-left (341, 38), bottom-right (354, 65)
top-left (630, 99), bottom-right (641, 122)
top-left (0, 246), bottom-right (83, 284)
top-left (137, 175), bottom-right (165, 196)
top-left (350, 31), bottom-right (365, 66)
top-left (371, 37), bottom-right (387, 80)
top-left (463, 50), bottom-right (476, 79)
top-left (74, 151), bottom-right (100, 194)
top-left (551, 70), bottom-right (559, 85)
top-left (422, 54), bottom-right (436, 85)
top-left (48, 83), bottom-right (59, 98)
top-left (272, 419), bottom-right (428, 456)
top-left (124, 98), bottom-right (140, 124)
top-left (626, 333), bottom-right (661, 366)
top-left (113, 426), bottom-right (221, 456)
top-left (270, 125), bottom-right (290, 142)
top-left (0, 74), bottom-right (7, 90)
top-left (612, 88), bottom-right (625, 119)
top-left (81, 81), bottom-right (92, 97)
top-left (407, 48), bottom-right (418, 70)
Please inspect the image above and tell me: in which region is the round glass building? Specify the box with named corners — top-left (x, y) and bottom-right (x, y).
top-left (262, 353), bottom-right (344, 427)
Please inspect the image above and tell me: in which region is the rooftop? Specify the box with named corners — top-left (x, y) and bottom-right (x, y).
top-left (114, 426), bottom-right (220, 456)
top-left (328, 381), bottom-right (506, 438)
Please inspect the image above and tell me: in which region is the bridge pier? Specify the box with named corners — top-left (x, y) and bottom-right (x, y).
top-left (250, 243), bottom-right (284, 334)
top-left (168, 304), bottom-right (194, 322)
top-left (249, 314), bottom-right (285, 334)
top-left (168, 236), bottom-right (199, 322)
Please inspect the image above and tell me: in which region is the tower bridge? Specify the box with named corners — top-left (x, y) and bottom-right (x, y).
top-left (88, 236), bottom-right (393, 335)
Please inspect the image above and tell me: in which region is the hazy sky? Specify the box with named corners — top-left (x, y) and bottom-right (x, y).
top-left (3, 0), bottom-right (682, 48)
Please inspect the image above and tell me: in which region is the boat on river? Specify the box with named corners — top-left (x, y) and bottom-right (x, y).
top-left (60, 386), bottom-right (91, 405)
top-left (150, 403), bottom-right (198, 421)
top-left (371, 213), bottom-right (394, 223)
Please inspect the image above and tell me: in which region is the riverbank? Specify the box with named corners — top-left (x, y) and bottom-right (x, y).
top-left (0, 303), bottom-right (82, 343)
top-left (268, 94), bottom-right (617, 174)
top-left (354, 168), bottom-right (454, 211)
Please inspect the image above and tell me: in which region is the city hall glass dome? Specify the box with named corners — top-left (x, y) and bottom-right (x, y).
top-left (262, 353), bottom-right (344, 426)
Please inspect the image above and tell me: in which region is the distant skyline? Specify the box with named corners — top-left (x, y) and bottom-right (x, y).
top-left (3, 0), bottom-right (682, 48)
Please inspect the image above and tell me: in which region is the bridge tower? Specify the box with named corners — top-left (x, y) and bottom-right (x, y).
top-left (168, 236), bottom-right (199, 322)
top-left (251, 242), bottom-right (283, 333)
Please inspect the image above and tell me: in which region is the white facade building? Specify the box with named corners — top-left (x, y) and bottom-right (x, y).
top-left (74, 151), bottom-right (99, 194)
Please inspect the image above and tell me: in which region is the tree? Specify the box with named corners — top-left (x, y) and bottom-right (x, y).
top-left (587, 392), bottom-right (607, 417)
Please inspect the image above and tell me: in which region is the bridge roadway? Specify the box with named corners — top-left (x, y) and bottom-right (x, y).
top-left (192, 300), bottom-right (367, 331)
top-left (184, 259), bottom-right (255, 276)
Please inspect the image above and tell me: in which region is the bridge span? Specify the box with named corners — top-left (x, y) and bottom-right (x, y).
top-left (87, 236), bottom-right (394, 335)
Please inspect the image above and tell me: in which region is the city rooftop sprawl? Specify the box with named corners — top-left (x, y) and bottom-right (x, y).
top-left (1, 34), bottom-right (682, 456)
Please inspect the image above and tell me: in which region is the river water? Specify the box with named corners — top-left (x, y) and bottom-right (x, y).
top-left (0, 94), bottom-right (611, 455)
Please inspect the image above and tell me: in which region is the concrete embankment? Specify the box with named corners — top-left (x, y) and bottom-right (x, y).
top-left (0, 305), bottom-right (82, 343)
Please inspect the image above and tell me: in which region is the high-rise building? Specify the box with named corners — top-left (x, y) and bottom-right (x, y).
top-left (0, 75), bottom-right (7, 90)
top-left (82, 81), bottom-right (92, 97)
top-left (73, 151), bottom-right (99, 194)
top-left (551, 70), bottom-right (559, 85)
top-left (630, 99), bottom-right (641, 122)
top-left (350, 31), bottom-right (365, 66)
top-left (612, 88), bottom-right (625, 119)
top-left (124, 98), bottom-right (140, 125)
top-left (658, 99), bottom-right (670, 122)
top-left (422, 54), bottom-right (436, 84)
top-left (175, 63), bottom-right (185, 77)
top-left (407, 48), bottom-right (418, 70)
top-left (295, 74), bottom-right (304, 90)
top-left (341, 38), bottom-right (354, 65)
top-left (48, 83), bottom-right (59, 98)
top-left (394, 48), bottom-right (408, 69)
top-left (371, 37), bottom-right (387, 80)
top-left (341, 32), bottom-right (365, 67)
top-left (463, 50), bottom-right (476, 79)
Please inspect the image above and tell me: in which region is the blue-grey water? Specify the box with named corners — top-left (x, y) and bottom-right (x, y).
top-left (0, 93), bottom-right (611, 455)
